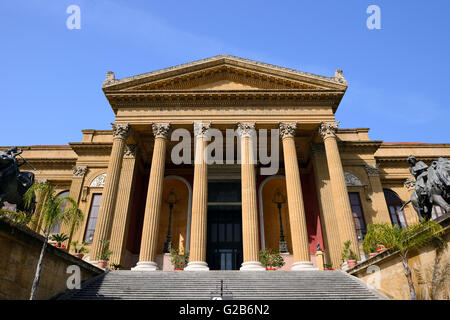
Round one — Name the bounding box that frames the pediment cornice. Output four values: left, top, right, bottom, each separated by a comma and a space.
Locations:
102, 55, 348, 92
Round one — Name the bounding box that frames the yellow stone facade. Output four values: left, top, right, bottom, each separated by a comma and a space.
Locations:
3, 55, 449, 271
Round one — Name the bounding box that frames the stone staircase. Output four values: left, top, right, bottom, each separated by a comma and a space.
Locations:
58, 270, 387, 300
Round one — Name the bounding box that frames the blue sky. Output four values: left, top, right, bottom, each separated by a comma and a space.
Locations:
1, 1, 449, 145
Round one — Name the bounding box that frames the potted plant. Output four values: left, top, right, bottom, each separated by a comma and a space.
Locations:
71, 240, 89, 259
323, 263, 334, 271
259, 248, 285, 270
362, 224, 380, 258
110, 263, 123, 270
96, 239, 112, 269
170, 248, 189, 270
341, 240, 358, 269
50, 233, 69, 248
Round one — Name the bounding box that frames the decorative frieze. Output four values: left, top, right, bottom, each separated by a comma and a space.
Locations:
90, 173, 106, 187
344, 172, 363, 187
237, 122, 256, 138
124, 144, 138, 159
193, 121, 211, 138
319, 121, 339, 140
152, 123, 171, 139
73, 166, 88, 178
112, 123, 131, 140
279, 122, 297, 139
364, 164, 380, 177
404, 178, 416, 191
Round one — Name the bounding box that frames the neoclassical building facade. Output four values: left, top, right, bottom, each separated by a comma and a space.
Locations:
5, 55, 449, 271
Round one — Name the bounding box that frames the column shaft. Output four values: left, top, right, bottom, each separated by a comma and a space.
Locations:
238, 123, 264, 271
320, 122, 360, 258
133, 124, 170, 271
91, 124, 130, 262
185, 122, 210, 271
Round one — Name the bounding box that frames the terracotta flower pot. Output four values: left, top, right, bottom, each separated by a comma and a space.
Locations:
74, 253, 84, 259
376, 246, 386, 252
348, 260, 357, 268
265, 267, 277, 271
324, 268, 335, 271
97, 260, 108, 269
174, 268, 183, 271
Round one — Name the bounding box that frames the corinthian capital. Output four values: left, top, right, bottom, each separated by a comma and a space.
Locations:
124, 144, 138, 159
319, 122, 339, 140
73, 166, 88, 178
193, 121, 211, 138
237, 122, 256, 138
112, 123, 131, 140
279, 122, 297, 139
152, 123, 171, 139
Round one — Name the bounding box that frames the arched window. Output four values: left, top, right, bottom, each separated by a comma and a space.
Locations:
383, 189, 407, 228
50, 191, 69, 234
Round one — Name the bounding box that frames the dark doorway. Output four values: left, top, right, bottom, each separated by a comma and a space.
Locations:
206, 180, 243, 270
207, 205, 243, 270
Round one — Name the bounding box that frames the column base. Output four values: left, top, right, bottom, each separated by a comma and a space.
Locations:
240, 261, 266, 271
291, 261, 317, 271
184, 261, 209, 271
131, 261, 159, 271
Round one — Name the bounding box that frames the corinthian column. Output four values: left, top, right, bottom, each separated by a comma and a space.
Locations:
91, 123, 131, 262
238, 122, 265, 271
133, 123, 170, 271
319, 122, 360, 258
279, 122, 315, 270
184, 122, 211, 271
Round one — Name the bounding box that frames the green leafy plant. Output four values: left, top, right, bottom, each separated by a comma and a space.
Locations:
366, 221, 444, 300
50, 233, 69, 245
170, 248, 189, 269
110, 263, 123, 270
0, 209, 32, 225
70, 240, 89, 254
362, 224, 384, 254
324, 263, 334, 270
96, 239, 112, 261
259, 248, 285, 269
23, 182, 83, 300
341, 240, 358, 261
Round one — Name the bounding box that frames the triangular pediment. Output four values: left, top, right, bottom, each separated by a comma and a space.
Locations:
102, 55, 348, 92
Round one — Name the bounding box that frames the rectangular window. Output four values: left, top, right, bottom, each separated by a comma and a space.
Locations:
84, 194, 102, 243
348, 192, 367, 242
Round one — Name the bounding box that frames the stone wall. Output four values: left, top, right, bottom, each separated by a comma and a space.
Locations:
349, 215, 450, 300
0, 217, 103, 300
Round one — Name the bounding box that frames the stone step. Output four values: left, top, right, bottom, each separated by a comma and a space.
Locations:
59, 270, 386, 300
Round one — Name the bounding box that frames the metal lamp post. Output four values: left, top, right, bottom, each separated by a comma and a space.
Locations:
272, 188, 288, 253
163, 189, 177, 253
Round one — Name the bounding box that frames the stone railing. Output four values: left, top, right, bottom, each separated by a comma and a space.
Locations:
0, 216, 103, 300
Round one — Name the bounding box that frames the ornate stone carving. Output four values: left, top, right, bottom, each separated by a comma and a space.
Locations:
73, 166, 88, 178
278, 122, 297, 139
124, 144, 138, 159
90, 173, 106, 187
344, 172, 363, 187
404, 178, 416, 191
237, 122, 256, 138
193, 121, 211, 138
319, 121, 339, 140
334, 69, 347, 84
152, 123, 171, 139
364, 164, 380, 177
36, 179, 48, 184
103, 71, 117, 87
112, 123, 131, 140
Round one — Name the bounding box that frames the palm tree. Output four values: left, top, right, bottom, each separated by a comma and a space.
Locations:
65, 205, 84, 252
24, 182, 83, 300
368, 220, 444, 300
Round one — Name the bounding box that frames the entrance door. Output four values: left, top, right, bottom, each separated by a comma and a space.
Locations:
206, 205, 243, 270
